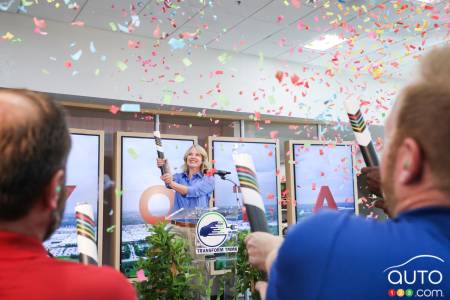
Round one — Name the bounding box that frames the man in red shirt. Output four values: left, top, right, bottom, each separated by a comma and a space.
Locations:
0, 89, 136, 300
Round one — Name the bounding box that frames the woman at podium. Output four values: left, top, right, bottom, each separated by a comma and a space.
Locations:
156, 144, 214, 212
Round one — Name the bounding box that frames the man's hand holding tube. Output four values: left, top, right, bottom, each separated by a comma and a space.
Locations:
245, 232, 284, 300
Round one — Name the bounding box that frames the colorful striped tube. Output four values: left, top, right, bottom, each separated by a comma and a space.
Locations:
154, 114, 166, 175
344, 98, 379, 167
233, 153, 269, 233
75, 203, 98, 265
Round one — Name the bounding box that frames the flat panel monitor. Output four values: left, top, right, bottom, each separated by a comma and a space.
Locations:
209, 138, 281, 235
117, 133, 196, 277
44, 130, 104, 263
290, 142, 357, 222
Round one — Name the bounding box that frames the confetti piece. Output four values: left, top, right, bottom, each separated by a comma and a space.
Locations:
275, 71, 284, 83
291, 0, 300, 8
0, 0, 14, 11
182, 57, 192, 67
71, 21, 85, 27
128, 148, 138, 159
64, 60, 72, 68
89, 41, 96, 53
258, 52, 264, 68
109, 22, 117, 32
110, 105, 119, 114
128, 40, 140, 49
33, 17, 46, 29
2, 32, 14, 40
270, 131, 279, 139
70, 50, 83, 61
121, 103, 141, 112
168, 38, 185, 50
106, 225, 116, 233
153, 24, 161, 39
117, 23, 129, 33
163, 94, 172, 104
116, 61, 128, 71
174, 74, 185, 83
136, 269, 147, 282
218, 52, 231, 64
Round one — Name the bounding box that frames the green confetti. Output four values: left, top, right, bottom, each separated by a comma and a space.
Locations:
106, 225, 116, 233
109, 22, 117, 32
115, 188, 123, 198
174, 74, 185, 83
116, 61, 128, 71
128, 147, 138, 159
189, 124, 192, 128
268, 95, 276, 104
94, 68, 100, 76
218, 52, 231, 64
217, 95, 230, 107
182, 57, 192, 66
163, 94, 172, 104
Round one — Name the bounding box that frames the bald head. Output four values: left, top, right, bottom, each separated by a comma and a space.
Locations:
0, 88, 71, 221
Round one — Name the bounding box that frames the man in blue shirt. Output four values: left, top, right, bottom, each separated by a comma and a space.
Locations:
246, 46, 450, 299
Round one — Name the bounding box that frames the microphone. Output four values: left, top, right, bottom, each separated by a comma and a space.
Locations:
213, 170, 231, 177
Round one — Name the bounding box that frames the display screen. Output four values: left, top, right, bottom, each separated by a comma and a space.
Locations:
44, 133, 101, 260
292, 143, 355, 222
212, 140, 279, 235
120, 136, 194, 277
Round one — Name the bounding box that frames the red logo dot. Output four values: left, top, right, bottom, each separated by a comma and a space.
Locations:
388, 289, 397, 297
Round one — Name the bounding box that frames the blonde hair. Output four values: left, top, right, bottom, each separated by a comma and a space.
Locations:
182, 144, 210, 174
394, 46, 450, 195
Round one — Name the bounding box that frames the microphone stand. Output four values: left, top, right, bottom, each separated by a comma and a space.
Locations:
216, 174, 241, 209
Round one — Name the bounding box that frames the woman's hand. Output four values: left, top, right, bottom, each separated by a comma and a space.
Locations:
156, 158, 166, 168
161, 173, 173, 186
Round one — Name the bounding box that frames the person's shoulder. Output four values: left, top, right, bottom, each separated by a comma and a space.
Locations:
288, 209, 359, 237
282, 210, 366, 255
50, 261, 136, 299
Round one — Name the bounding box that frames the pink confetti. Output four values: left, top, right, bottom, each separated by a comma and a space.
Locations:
291, 0, 301, 8
110, 105, 119, 114
64, 60, 72, 68
128, 40, 140, 49
71, 21, 85, 27
136, 269, 147, 282
153, 25, 160, 39
33, 17, 46, 29
270, 130, 279, 139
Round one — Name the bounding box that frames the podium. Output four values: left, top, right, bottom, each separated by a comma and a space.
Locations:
166, 207, 240, 299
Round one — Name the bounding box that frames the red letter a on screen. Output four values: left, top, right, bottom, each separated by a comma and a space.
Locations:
313, 186, 337, 213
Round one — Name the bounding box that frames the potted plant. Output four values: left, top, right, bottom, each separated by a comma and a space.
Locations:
135, 221, 200, 299
235, 230, 264, 300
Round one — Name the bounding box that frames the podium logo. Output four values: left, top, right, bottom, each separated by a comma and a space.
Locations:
196, 212, 229, 248
383, 255, 445, 298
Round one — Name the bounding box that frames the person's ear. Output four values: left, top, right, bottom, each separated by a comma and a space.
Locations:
398, 138, 422, 184
42, 169, 65, 210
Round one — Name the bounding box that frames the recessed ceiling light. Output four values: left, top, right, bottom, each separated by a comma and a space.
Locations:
304, 34, 347, 51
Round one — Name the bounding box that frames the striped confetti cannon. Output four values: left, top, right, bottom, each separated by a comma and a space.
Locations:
75, 203, 98, 265
154, 114, 167, 175
233, 153, 269, 233
344, 98, 379, 167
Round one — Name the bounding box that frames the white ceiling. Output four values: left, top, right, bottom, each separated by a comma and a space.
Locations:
2, 0, 449, 79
